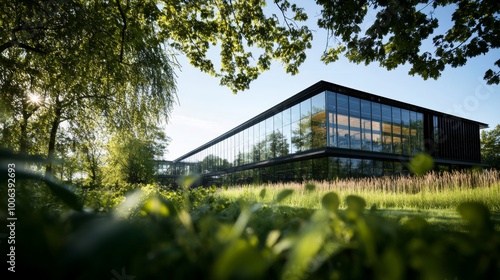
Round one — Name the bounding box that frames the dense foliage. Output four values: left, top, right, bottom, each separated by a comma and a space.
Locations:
317, 0, 500, 85
1, 150, 499, 280
481, 124, 500, 170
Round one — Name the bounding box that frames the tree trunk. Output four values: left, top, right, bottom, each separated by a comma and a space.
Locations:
45, 102, 62, 178
19, 114, 29, 153
19, 96, 33, 153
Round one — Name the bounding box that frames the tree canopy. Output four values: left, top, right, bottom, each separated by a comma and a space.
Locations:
317, 0, 500, 85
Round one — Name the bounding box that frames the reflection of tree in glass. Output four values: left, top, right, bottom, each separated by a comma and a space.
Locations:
251, 131, 289, 162
267, 131, 290, 158
202, 154, 230, 172
292, 110, 326, 151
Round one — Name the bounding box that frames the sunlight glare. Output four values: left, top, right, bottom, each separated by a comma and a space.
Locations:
28, 93, 42, 105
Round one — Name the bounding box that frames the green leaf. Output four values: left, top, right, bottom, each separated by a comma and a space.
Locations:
345, 195, 366, 214
408, 153, 434, 176
321, 192, 340, 212
212, 239, 268, 280
457, 202, 493, 235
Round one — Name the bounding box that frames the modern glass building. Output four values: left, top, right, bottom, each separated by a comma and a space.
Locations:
157, 81, 488, 186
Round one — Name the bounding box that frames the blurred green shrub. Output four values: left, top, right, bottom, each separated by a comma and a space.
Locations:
1, 149, 499, 280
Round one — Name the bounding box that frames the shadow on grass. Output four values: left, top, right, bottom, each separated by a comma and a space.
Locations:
372, 208, 500, 232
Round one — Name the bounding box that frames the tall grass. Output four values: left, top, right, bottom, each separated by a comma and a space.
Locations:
218, 169, 500, 211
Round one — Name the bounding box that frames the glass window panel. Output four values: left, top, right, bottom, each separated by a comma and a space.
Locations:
227, 136, 232, 165
351, 158, 362, 177
283, 107, 291, 127
312, 92, 325, 113
361, 100, 372, 151
339, 158, 351, 177
337, 113, 349, 148
410, 111, 417, 155
282, 124, 291, 156
394, 162, 402, 174
349, 97, 361, 149
216, 142, 221, 169
291, 120, 302, 152
252, 129, 260, 162
253, 124, 259, 147
312, 111, 326, 148
392, 107, 402, 154
300, 98, 311, 120
256, 123, 267, 160
402, 109, 410, 126
327, 157, 337, 179
371, 102, 382, 152
383, 161, 394, 176
265, 118, 274, 158
274, 112, 283, 134
298, 99, 312, 150
361, 100, 371, 118
271, 130, 285, 158
266, 116, 273, 135
244, 129, 249, 164
382, 105, 392, 153
372, 102, 381, 118
350, 117, 361, 149
433, 115, 439, 155
259, 120, 266, 137
312, 92, 326, 149
337, 94, 349, 115
222, 139, 227, 165
349, 97, 360, 117
328, 112, 337, 147
373, 160, 383, 176
402, 109, 410, 155
416, 113, 424, 153
291, 103, 301, 123
337, 95, 350, 148
327, 91, 337, 147
234, 134, 239, 164
326, 91, 337, 111
360, 159, 373, 176
361, 118, 372, 151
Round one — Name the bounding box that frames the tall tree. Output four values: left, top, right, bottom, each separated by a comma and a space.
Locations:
104, 128, 169, 185
1, 0, 177, 178
481, 124, 500, 169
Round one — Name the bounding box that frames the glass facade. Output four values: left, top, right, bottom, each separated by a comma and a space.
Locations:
326, 91, 424, 154
172, 91, 425, 178
159, 81, 485, 186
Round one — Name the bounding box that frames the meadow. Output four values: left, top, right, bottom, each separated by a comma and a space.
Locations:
2, 150, 499, 279
215, 169, 500, 232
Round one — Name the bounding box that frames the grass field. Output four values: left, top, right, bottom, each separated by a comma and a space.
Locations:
215, 170, 500, 231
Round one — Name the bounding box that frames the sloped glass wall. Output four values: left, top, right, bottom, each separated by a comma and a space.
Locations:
177, 91, 327, 175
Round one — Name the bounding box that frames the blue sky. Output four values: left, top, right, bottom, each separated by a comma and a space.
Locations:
162, 4, 500, 160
